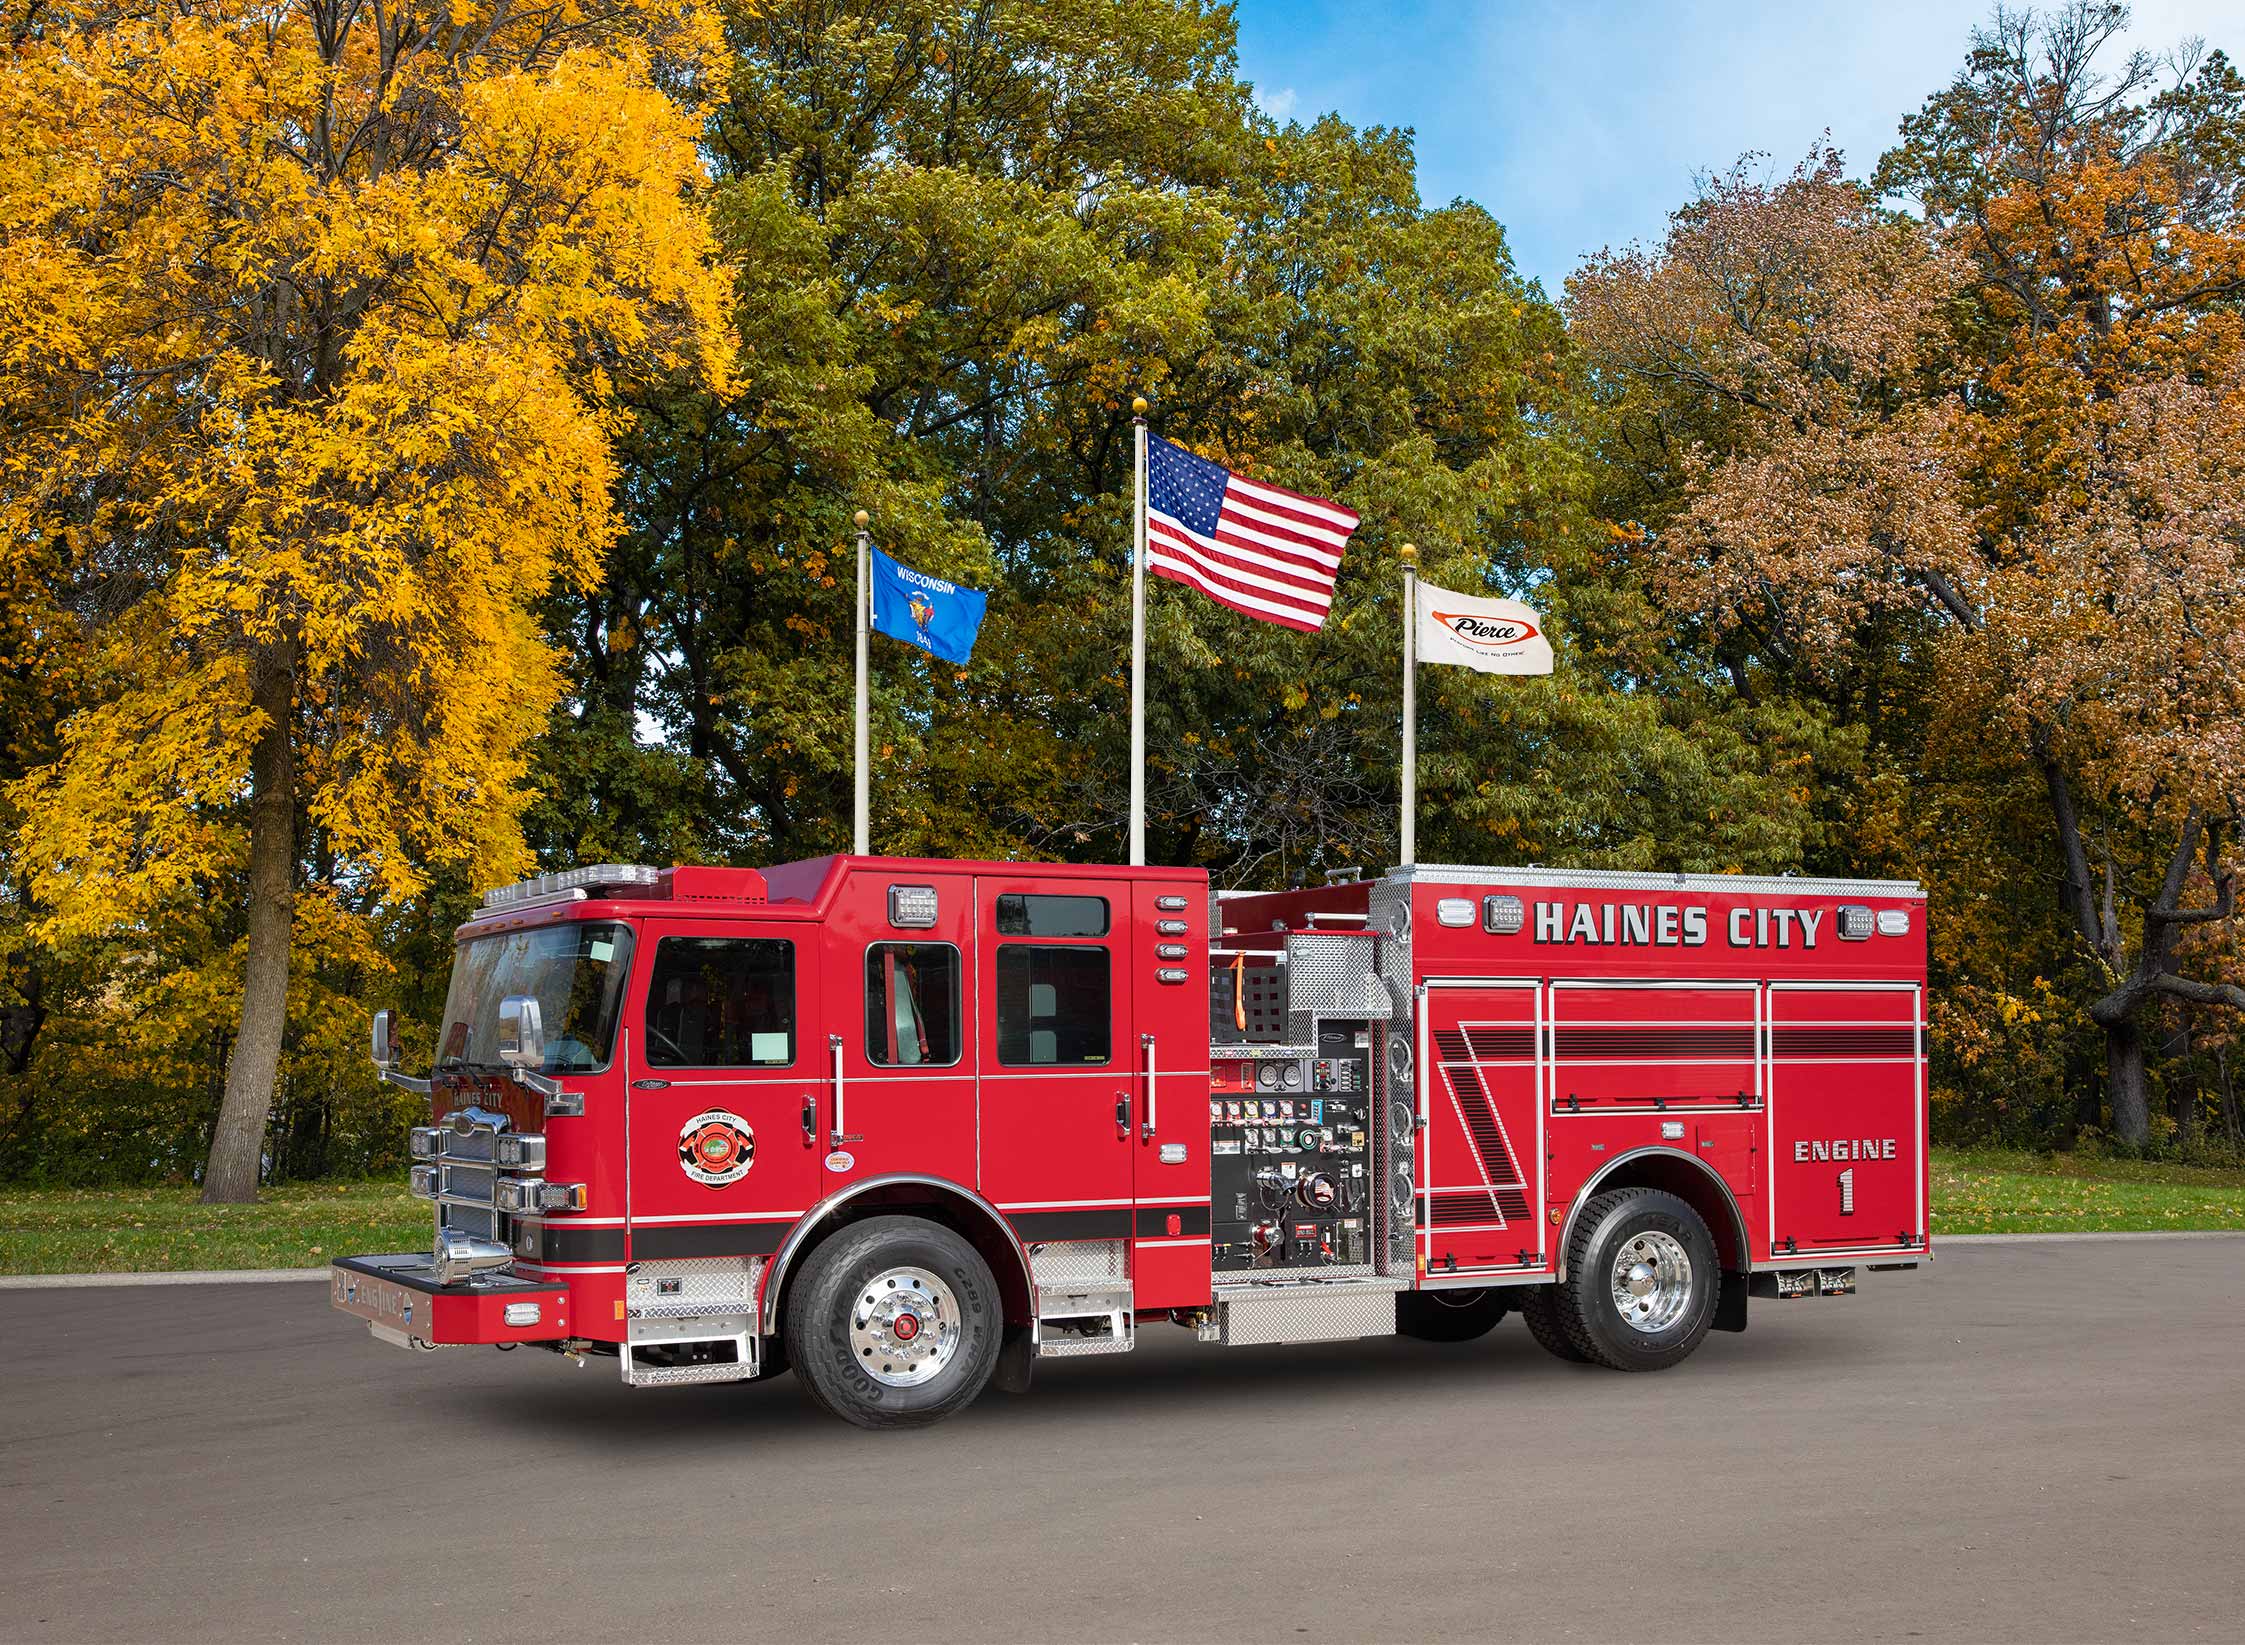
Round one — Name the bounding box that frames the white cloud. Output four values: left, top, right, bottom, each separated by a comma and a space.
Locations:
1261, 84, 1299, 122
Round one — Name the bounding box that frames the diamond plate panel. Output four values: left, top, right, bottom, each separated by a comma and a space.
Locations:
1215, 1283, 1399, 1347
627, 1256, 762, 1319
1284, 933, 1388, 1018
1028, 1239, 1126, 1288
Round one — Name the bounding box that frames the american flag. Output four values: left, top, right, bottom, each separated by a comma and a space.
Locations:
1145, 434, 1359, 632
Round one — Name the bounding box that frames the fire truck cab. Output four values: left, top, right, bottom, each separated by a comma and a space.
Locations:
336, 854, 1928, 1427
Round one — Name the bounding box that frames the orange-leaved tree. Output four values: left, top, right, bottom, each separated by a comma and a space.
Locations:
1572, 5, 2245, 1143
0, 0, 733, 1199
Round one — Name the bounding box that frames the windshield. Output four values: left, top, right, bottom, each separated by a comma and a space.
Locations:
436, 922, 634, 1074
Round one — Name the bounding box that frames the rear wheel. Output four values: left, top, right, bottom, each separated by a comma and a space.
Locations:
1396, 1287, 1509, 1342
1518, 1283, 1590, 1363
786, 1215, 1001, 1428
1548, 1188, 1719, 1372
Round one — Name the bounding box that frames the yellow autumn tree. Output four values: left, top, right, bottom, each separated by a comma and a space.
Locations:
0, 0, 733, 1199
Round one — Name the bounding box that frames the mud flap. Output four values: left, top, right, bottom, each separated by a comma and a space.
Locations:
992, 1322, 1036, 1394
1713, 1269, 1749, 1334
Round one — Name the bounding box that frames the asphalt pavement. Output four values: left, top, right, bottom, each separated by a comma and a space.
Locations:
3, 1237, 2241, 1643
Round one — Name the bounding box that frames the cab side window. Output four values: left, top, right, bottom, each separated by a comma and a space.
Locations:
645, 938, 795, 1068
995, 945, 1111, 1066
865, 943, 963, 1067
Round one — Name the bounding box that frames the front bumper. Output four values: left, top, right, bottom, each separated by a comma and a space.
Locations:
331, 1254, 572, 1349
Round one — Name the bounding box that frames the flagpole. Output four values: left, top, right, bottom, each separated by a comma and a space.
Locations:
854, 509, 870, 856
1129, 395, 1148, 867
1400, 541, 1417, 867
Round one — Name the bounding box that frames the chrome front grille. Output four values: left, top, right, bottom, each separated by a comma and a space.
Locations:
439, 1162, 497, 1204
440, 1203, 501, 1242
411, 1109, 529, 1281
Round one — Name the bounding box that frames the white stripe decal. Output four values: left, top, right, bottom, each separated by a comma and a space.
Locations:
1149, 527, 1334, 609
1148, 546, 1327, 626
1226, 474, 1360, 530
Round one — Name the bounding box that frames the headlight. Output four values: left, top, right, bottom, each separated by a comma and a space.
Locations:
492, 1132, 547, 1170
408, 1127, 442, 1160
408, 1164, 438, 1200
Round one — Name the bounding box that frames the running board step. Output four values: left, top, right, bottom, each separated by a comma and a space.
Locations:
1037, 1286, 1134, 1357
621, 1320, 758, 1386
624, 1359, 758, 1387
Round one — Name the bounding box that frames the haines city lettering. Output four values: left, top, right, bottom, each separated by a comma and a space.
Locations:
1531, 901, 1829, 949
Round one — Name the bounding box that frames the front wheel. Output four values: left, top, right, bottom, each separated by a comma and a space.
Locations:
1397, 1287, 1509, 1342
786, 1215, 1001, 1428
1548, 1188, 1719, 1372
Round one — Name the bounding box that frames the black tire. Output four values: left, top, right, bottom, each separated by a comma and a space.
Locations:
1518, 1283, 1591, 1363
1397, 1287, 1509, 1342
785, 1215, 1001, 1429
1549, 1188, 1719, 1372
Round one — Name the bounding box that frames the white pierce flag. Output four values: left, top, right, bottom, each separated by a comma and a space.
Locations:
1415, 582, 1553, 675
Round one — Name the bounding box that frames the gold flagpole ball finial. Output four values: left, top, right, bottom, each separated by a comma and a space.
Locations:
853, 509, 869, 528
1132, 396, 1148, 416
1399, 541, 1417, 564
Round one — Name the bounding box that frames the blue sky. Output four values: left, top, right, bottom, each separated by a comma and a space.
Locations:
1233, 0, 2236, 295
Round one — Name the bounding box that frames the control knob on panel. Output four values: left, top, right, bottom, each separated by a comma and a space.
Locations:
1250, 1220, 1284, 1257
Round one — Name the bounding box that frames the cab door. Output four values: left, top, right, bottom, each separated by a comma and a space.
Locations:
974, 876, 1133, 1248
822, 870, 978, 1194
1129, 878, 1212, 1308
625, 922, 823, 1262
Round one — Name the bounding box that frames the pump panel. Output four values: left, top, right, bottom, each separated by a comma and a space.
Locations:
1210, 1021, 1375, 1272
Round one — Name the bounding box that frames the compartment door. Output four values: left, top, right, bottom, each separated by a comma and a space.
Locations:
1419, 979, 1548, 1277
1765, 983, 1926, 1258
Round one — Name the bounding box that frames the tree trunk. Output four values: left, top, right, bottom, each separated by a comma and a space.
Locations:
2105, 1016, 2148, 1147
200, 652, 296, 1204
2174, 1008, 2198, 1150
2218, 1045, 2240, 1151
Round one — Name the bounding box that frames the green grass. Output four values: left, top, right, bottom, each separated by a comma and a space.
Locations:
1931, 1147, 2245, 1234
0, 1149, 2239, 1274
0, 1181, 427, 1275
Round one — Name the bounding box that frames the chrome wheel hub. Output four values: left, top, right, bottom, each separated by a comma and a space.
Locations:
850, 1266, 961, 1388
1609, 1230, 1693, 1334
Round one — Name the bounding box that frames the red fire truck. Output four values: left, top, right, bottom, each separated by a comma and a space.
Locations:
336, 855, 1928, 1427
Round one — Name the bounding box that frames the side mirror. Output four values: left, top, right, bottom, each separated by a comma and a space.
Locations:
497, 995, 545, 1071
370, 1008, 399, 1071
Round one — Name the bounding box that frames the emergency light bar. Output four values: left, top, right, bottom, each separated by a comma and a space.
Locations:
480, 863, 662, 910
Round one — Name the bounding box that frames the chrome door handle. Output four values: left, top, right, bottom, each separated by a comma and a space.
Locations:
1140, 1032, 1157, 1142
1115, 1093, 1130, 1139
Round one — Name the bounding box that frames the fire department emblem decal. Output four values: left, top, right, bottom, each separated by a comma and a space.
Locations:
677, 1111, 755, 1187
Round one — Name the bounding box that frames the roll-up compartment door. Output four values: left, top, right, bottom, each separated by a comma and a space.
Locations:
1548, 981, 1760, 1114
1766, 984, 1925, 1257
1419, 980, 1547, 1276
